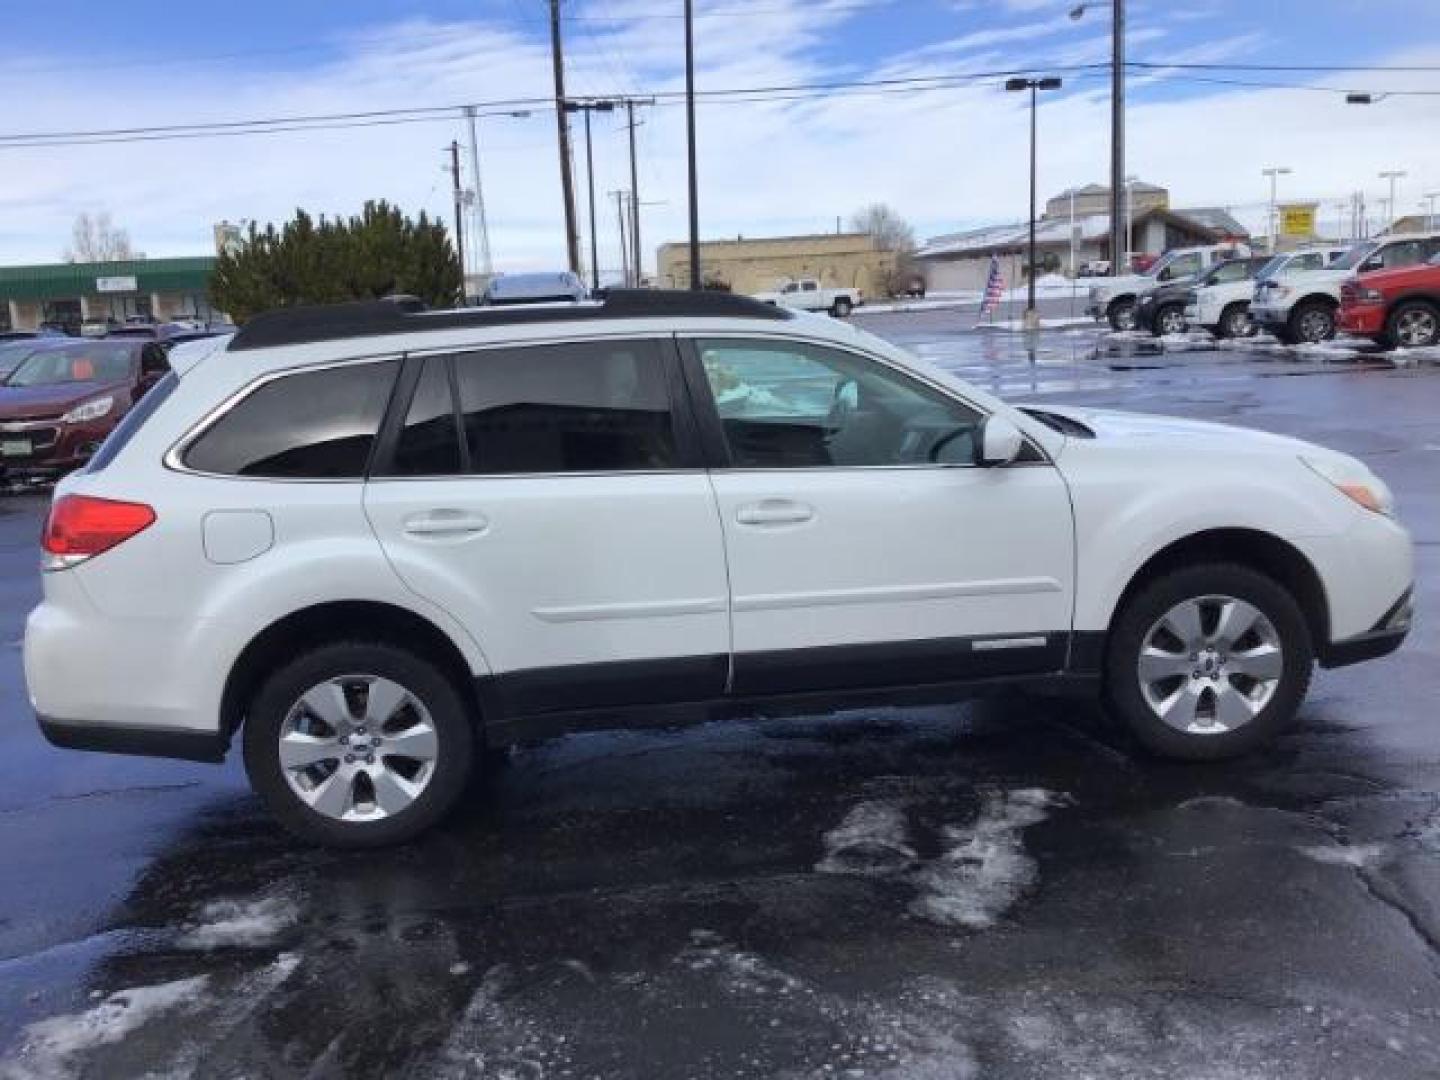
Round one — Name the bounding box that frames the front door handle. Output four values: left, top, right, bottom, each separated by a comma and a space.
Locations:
735, 499, 815, 527
402, 509, 490, 538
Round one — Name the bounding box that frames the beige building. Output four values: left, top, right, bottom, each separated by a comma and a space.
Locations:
655, 232, 897, 297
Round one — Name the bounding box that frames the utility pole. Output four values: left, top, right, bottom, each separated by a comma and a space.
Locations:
1109, 0, 1125, 277
549, 0, 580, 274
612, 190, 631, 286
449, 140, 467, 292
621, 98, 654, 286
562, 100, 616, 292
684, 0, 701, 289
463, 106, 491, 279
1379, 170, 1406, 232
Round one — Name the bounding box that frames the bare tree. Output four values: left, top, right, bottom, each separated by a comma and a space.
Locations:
851, 203, 920, 296
850, 203, 916, 254
65, 211, 134, 263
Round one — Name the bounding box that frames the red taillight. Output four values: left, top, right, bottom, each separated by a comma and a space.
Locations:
42, 494, 156, 561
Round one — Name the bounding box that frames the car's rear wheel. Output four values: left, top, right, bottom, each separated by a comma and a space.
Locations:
1217, 303, 1254, 339
243, 641, 474, 847
1104, 564, 1313, 760
1383, 300, 1440, 349
1107, 297, 1137, 332
831, 296, 854, 318
1153, 303, 1187, 337
1288, 300, 1337, 344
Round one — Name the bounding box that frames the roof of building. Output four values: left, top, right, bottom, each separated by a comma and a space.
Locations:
916, 206, 1247, 260
1053, 181, 1167, 198
1173, 207, 1250, 238
0, 256, 217, 302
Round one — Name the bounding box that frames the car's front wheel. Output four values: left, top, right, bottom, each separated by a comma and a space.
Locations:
1107, 297, 1137, 332
1152, 303, 1187, 337
243, 641, 475, 847
1217, 303, 1254, 340
831, 296, 854, 318
1104, 564, 1313, 760
1288, 300, 1337, 344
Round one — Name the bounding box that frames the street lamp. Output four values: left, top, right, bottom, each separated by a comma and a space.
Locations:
561, 99, 616, 291
1425, 192, 1440, 233
1006, 76, 1064, 329
463, 108, 531, 281
1379, 170, 1407, 231
1069, 0, 1124, 279
1262, 166, 1292, 253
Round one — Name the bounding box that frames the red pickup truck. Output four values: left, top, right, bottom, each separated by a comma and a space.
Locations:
1339, 260, 1440, 349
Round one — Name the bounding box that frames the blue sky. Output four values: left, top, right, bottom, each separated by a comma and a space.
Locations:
2, 1, 1440, 272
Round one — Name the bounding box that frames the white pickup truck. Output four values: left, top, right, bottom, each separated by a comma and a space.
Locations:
752, 278, 863, 317
1088, 244, 1251, 331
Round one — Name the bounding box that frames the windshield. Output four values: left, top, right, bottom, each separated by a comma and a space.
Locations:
1331, 242, 1379, 271
1253, 255, 1288, 281
0, 343, 39, 379
5, 342, 137, 387
1141, 251, 1181, 278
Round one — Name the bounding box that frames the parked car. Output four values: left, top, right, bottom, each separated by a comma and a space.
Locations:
1179, 255, 1289, 339
481, 271, 587, 306
106, 320, 233, 348
1088, 244, 1251, 331
1251, 234, 1440, 344
0, 338, 171, 479
1339, 254, 1440, 349
25, 292, 1412, 846
751, 278, 863, 317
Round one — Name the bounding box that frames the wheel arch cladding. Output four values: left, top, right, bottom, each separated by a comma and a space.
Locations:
221, 601, 482, 739
1108, 528, 1329, 651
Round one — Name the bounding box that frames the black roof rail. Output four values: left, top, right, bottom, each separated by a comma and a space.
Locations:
228, 289, 791, 351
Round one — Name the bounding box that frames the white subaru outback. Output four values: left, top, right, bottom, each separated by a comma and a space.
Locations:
25, 292, 1414, 846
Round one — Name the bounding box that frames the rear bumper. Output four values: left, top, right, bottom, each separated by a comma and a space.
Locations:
37, 714, 228, 763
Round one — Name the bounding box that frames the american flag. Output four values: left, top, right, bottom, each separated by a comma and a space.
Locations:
978, 255, 1006, 318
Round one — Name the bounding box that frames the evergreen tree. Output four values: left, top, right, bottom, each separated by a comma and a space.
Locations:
210, 201, 463, 322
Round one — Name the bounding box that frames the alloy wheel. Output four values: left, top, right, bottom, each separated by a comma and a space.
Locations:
1225, 308, 1253, 338
1159, 308, 1186, 336
278, 675, 439, 821
1136, 595, 1284, 736
1296, 308, 1333, 343
1394, 307, 1439, 348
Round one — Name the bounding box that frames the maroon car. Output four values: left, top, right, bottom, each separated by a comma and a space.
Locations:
0, 339, 170, 478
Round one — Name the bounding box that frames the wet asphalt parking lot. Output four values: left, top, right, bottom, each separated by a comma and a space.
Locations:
0, 311, 1437, 1079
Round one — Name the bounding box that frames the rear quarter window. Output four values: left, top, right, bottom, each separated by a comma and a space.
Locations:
182, 361, 398, 478
86, 371, 180, 474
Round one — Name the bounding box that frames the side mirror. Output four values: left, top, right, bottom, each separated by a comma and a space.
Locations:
976, 415, 1024, 467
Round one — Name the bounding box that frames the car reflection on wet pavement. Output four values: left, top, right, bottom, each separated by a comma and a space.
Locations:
1, 316, 1437, 1079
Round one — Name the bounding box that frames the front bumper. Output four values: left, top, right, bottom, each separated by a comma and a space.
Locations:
1318, 589, 1413, 668
1338, 304, 1385, 338
0, 416, 114, 477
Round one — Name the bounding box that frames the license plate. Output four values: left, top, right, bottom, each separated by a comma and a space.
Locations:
1, 439, 31, 457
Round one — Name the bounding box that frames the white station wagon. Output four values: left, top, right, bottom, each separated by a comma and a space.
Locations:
26, 292, 1413, 845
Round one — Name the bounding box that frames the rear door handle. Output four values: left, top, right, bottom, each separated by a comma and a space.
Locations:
402, 510, 490, 538
736, 499, 815, 526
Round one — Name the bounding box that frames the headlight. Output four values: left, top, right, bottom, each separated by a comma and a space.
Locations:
1301, 455, 1395, 516
61, 395, 114, 424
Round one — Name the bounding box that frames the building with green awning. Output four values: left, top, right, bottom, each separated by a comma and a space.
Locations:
0, 256, 222, 332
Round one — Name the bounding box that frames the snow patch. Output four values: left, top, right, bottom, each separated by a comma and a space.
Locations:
815, 800, 918, 876
678, 930, 805, 997
177, 894, 298, 950
910, 788, 1061, 930
1, 976, 208, 1079
1299, 842, 1388, 869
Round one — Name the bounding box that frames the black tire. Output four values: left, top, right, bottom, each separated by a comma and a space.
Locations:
1382, 299, 1440, 350
1104, 563, 1313, 761
1151, 303, 1187, 338
243, 641, 475, 847
1287, 299, 1336, 344
1216, 303, 1254, 340
1107, 297, 1137, 332
831, 296, 854, 318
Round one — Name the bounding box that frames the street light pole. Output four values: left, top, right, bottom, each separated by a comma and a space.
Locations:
1426, 192, 1440, 233
1070, 1, 1123, 277
1379, 170, 1407, 231
562, 99, 616, 292
1006, 76, 1063, 330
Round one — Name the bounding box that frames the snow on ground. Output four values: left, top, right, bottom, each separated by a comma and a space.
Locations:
176, 893, 299, 950
976, 316, 1095, 332
1391, 345, 1440, 366
0, 976, 208, 1080
816, 787, 1065, 931
1298, 843, 1390, 870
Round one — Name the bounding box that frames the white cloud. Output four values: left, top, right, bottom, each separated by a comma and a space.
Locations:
0, 8, 1436, 277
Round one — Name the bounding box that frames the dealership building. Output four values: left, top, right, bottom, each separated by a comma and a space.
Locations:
0, 256, 223, 333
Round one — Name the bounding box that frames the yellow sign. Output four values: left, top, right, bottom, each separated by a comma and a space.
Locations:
1280, 204, 1317, 238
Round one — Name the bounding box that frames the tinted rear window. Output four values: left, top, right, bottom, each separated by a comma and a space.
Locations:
184, 361, 398, 478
